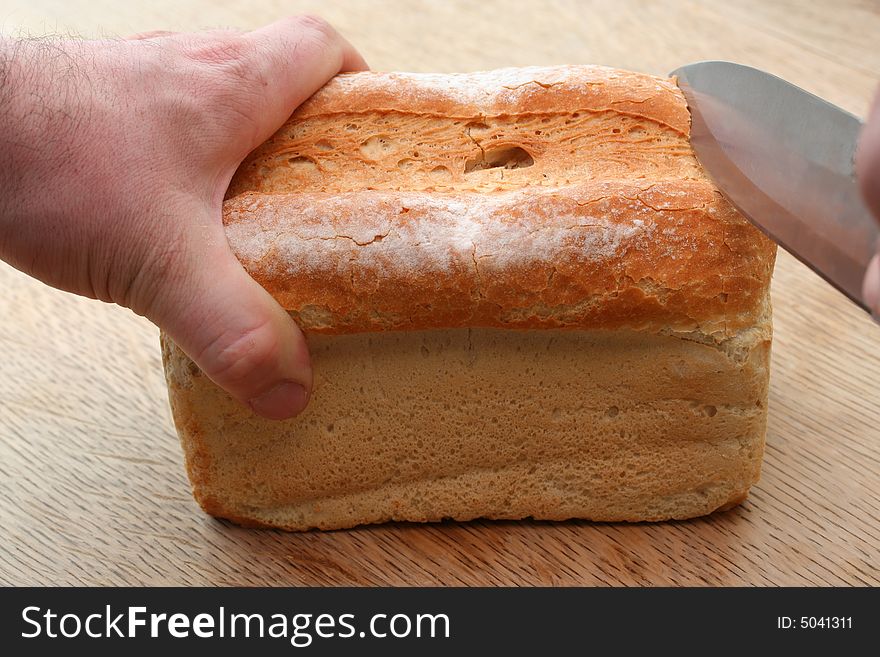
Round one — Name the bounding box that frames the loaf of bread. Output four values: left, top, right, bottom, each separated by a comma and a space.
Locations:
161, 66, 776, 531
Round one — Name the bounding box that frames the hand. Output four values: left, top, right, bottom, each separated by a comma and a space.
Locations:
858, 87, 880, 312
0, 16, 367, 419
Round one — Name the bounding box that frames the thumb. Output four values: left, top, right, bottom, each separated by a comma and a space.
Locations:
857, 86, 880, 221
863, 253, 880, 314
857, 86, 880, 311
154, 230, 312, 420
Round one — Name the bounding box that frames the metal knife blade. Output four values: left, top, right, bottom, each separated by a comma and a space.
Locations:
671, 61, 877, 312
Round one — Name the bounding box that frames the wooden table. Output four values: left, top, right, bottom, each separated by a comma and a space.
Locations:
2, 0, 879, 586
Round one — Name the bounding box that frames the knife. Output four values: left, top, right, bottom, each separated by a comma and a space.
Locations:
670, 61, 877, 313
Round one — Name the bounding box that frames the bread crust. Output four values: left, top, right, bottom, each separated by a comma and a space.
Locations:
163, 326, 771, 531
289, 66, 691, 132
225, 182, 772, 338
223, 65, 774, 339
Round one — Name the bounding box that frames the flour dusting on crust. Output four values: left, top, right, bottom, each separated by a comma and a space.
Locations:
225, 186, 654, 278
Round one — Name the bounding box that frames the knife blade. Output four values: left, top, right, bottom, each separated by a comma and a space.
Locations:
670, 60, 877, 312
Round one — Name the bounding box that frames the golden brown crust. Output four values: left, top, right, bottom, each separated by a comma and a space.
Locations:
222, 65, 775, 339
292, 67, 691, 133
225, 182, 774, 338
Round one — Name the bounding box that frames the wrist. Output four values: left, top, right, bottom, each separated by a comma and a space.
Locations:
1, 38, 65, 220
0, 37, 31, 217
0, 37, 100, 255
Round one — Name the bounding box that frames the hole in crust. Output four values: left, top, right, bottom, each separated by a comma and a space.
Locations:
287, 156, 317, 173
704, 405, 718, 417
606, 406, 619, 418
360, 134, 395, 159
464, 145, 535, 173
430, 165, 452, 180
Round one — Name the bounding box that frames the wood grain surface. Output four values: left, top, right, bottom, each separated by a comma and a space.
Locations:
1, 0, 879, 586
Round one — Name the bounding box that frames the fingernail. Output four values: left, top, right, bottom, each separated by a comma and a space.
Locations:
248, 380, 309, 420
863, 254, 880, 312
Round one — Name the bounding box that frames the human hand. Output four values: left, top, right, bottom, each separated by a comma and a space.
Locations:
0, 16, 367, 419
858, 87, 880, 312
